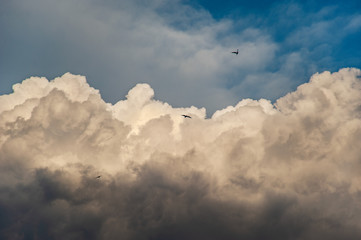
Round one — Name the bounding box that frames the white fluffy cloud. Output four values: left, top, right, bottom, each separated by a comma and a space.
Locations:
1, 68, 361, 239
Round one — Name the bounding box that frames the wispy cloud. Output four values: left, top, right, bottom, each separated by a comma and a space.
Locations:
2, 0, 361, 114
0, 0, 287, 114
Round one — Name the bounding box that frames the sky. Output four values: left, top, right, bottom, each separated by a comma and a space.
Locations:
1, 0, 361, 114
1, 0, 361, 239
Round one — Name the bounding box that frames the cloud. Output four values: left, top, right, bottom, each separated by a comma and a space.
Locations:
1, 68, 361, 239
2, 0, 361, 118
0, 0, 281, 114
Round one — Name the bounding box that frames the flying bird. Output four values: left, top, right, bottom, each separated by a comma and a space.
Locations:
182, 114, 192, 118
231, 49, 239, 55
96, 175, 101, 179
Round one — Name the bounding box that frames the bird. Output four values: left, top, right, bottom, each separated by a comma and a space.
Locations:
231, 49, 239, 55
182, 114, 192, 118
96, 175, 101, 179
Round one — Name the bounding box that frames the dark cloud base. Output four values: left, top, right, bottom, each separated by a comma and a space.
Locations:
1, 164, 361, 240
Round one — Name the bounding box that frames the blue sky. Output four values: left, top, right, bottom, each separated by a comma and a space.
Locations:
1, 0, 361, 114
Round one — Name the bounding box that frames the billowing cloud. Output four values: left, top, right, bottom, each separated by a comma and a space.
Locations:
1, 68, 361, 239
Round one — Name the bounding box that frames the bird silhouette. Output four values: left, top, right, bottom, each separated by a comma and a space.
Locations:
231, 49, 239, 55
96, 175, 101, 179
182, 114, 191, 118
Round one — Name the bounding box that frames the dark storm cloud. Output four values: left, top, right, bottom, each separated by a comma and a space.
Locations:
1, 68, 361, 239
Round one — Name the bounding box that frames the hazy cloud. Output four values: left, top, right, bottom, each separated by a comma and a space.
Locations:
0, 0, 281, 114
1, 68, 361, 239
2, 0, 361, 115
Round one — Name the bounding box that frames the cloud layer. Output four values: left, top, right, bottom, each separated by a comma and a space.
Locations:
2, 0, 276, 113
3, 0, 361, 115
1, 68, 361, 239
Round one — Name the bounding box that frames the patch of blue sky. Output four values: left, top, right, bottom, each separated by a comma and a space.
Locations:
188, 0, 361, 92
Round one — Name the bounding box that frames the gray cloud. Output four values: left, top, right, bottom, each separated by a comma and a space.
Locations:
2, 0, 361, 117
0, 0, 282, 114
3, 1, 360, 119
1, 68, 361, 239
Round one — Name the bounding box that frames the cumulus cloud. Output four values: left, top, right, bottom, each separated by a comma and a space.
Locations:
1, 68, 361, 239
